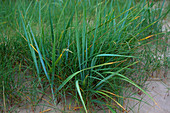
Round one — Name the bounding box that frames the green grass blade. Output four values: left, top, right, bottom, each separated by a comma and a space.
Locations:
19, 11, 40, 79
57, 0, 69, 27
56, 61, 118, 93
91, 54, 136, 67
75, 6, 82, 78
76, 80, 88, 113
95, 61, 139, 88
29, 25, 50, 82
116, 73, 158, 105
49, 6, 54, 41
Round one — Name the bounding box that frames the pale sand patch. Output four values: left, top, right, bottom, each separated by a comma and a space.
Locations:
14, 79, 170, 113
125, 79, 170, 113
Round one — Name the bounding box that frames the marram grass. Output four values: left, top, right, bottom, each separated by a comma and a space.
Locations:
0, 0, 169, 112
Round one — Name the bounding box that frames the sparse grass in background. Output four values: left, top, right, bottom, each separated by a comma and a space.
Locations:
0, 0, 169, 112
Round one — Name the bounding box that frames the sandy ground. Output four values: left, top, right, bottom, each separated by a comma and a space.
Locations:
126, 79, 170, 113
13, 78, 170, 113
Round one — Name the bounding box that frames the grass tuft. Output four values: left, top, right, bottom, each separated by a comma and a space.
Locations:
0, 0, 169, 112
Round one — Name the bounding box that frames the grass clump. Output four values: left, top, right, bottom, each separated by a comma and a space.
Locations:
0, 0, 169, 112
